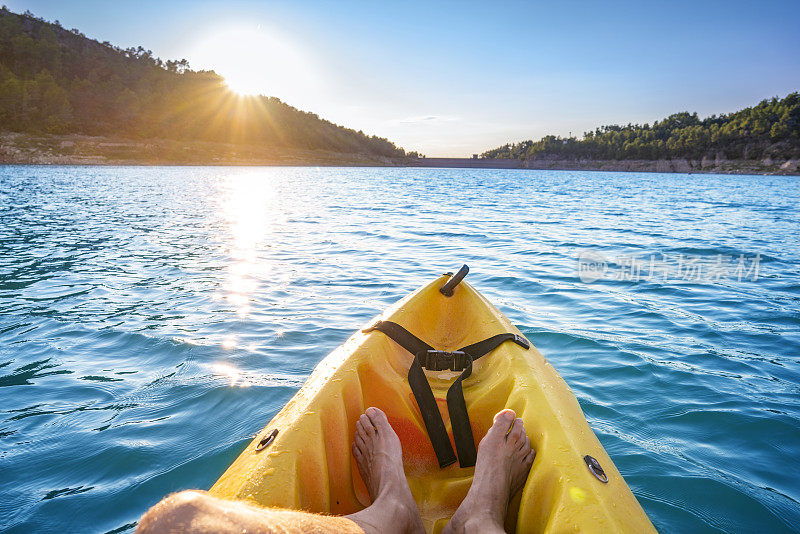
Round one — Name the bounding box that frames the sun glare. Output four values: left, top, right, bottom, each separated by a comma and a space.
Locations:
190, 25, 315, 99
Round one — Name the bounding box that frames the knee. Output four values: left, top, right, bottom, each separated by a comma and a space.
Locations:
137, 490, 212, 533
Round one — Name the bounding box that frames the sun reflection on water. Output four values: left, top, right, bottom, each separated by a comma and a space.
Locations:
221, 335, 237, 350
207, 362, 307, 389
211, 362, 251, 388
216, 171, 280, 328
221, 171, 278, 248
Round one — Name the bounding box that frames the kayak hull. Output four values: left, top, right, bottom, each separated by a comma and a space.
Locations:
210, 275, 655, 533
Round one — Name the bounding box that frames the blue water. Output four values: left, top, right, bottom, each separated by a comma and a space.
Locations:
0, 166, 798, 533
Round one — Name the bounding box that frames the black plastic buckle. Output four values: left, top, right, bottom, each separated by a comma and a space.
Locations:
420, 350, 470, 372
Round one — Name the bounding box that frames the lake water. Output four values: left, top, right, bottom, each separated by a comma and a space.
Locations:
0, 166, 798, 533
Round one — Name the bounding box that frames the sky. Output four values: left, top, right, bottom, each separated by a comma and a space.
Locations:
7, 0, 800, 157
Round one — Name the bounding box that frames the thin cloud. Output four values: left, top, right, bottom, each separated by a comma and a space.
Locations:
395, 115, 459, 124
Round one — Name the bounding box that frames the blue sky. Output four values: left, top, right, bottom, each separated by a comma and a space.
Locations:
7, 0, 800, 156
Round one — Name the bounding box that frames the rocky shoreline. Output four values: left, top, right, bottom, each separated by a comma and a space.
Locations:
0, 132, 399, 167
522, 156, 799, 175
1, 131, 797, 175
409, 156, 799, 175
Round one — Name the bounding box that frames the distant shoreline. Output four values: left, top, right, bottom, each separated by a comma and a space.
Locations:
408, 157, 799, 176
2, 132, 797, 175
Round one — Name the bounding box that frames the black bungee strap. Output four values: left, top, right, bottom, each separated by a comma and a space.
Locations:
363, 320, 530, 468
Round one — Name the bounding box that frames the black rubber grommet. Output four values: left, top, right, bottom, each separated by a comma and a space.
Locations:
584, 454, 609, 483
255, 429, 278, 452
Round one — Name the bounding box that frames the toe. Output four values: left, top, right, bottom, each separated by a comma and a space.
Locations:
481, 409, 517, 447
359, 414, 376, 438
507, 418, 525, 443
365, 407, 391, 434
356, 419, 366, 440
355, 433, 366, 452
514, 439, 531, 462
494, 409, 516, 426
365, 406, 385, 420
490, 409, 516, 436
513, 417, 525, 432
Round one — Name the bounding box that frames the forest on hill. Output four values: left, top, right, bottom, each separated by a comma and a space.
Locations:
482, 93, 800, 162
0, 8, 406, 158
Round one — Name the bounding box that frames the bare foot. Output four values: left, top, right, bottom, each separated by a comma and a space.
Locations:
444, 409, 535, 534
346, 407, 425, 534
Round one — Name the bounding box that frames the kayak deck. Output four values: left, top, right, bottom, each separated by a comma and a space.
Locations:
210, 275, 655, 533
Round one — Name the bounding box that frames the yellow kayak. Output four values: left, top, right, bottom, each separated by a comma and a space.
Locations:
211, 269, 656, 533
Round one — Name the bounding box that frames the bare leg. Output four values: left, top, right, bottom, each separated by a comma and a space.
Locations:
443, 409, 535, 534
135, 407, 423, 534
136, 490, 364, 533
346, 407, 426, 534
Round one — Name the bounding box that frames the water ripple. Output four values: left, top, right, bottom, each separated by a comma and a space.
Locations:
0, 166, 798, 533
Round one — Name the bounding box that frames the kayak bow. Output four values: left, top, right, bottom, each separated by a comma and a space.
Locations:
211, 270, 655, 533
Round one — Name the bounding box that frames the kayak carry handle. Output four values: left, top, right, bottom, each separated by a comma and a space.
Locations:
440, 265, 469, 297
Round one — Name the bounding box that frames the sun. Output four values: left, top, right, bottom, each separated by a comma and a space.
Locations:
189, 24, 314, 99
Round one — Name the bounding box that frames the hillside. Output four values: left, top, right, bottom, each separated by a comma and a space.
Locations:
0, 7, 405, 158
482, 94, 800, 163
